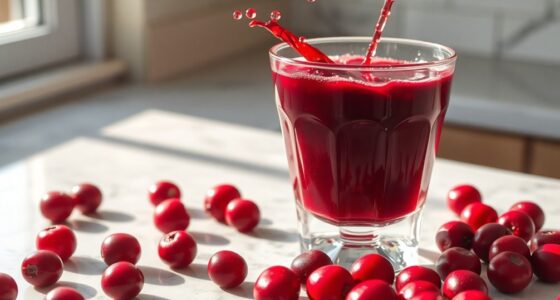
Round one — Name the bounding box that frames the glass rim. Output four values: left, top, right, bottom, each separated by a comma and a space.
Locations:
269, 36, 457, 71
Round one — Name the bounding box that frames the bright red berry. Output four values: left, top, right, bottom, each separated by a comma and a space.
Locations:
396, 266, 441, 292
225, 199, 260, 232
350, 254, 394, 284
451, 290, 490, 300
101, 262, 144, 299
0, 273, 18, 300
46, 287, 84, 300
530, 230, 560, 252
208, 250, 247, 288
291, 250, 333, 284
345, 280, 398, 300
498, 211, 535, 242
254, 266, 300, 300
307, 265, 355, 300
410, 291, 447, 300
153, 198, 190, 233
435, 221, 474, 252
158, 230, 197, 269
460, 203, 497, 230
204, 184, 241, 222
471, 223, 511, 263
21, 250, 63, 287
447, 185, 482, 216
71, 183, 102, 214
399, 281, 440, 300
509, 201, 545, 231
442, 270, 487, 299
531, 244, 560, 283
488, 251, 532, 293
488, 235, 530, 261
101, 233, 141, 265
36, 225, 77, 261
40, 191, 75, 223
148, 181, 181, 206
436, 247, 481, 279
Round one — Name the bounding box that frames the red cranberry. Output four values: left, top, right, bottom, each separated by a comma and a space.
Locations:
36, 225, 77, 262
350, 254, 394, 284
442, 270, 487, 299
208, 250, 247, 288
451, 290, 490, 300
488, 235, 530, 261
345, 279, 398, 300
40, 191, 74, 223
21, 250, 63, 287
46, 287, 84, 300
400, 281, 440, 300
148, 181, 181, 206
530, 230, 560, 252
254, 266, 300, 300
435, 221, 474, 252
153, 198, 190, 233
411, 291, 448, 300
307, 265, 355, 300
471, 223, 511, 263
204, 184, 241, 222
447, 185, 482, 216
531, 244, 560, 283
225, 198, 260, 232
158, 230, 197, 268
498, 211, 535, 242
291, 250, 333, 284
509, 201, 545, 231
436, 247, 481, 278
487, 251, 532, 293
460, 203, 497, 230
101, 262, 144, 299
396, 266, 441, 292
71, 183, 102, 214
0, 273, 18, 300
101, 233, 141, 265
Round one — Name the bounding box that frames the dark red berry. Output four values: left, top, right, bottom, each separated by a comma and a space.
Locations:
40, 191, 74, 223
21, 250, 63, 287
204, 184, 241, 222
153, 198, 190, 233
487, 251, 532, 293
291, 250, 333, 284
451, 290, 490, 300
530, 230, 560, 252
442, 270, 487, 299
101, 233, 141, 265
436, 247, 481, 278
435, 221, 474, 252
460, 203, 497, 230
411, 291, 448, 300
71, 183, 102, 214
36, 225, 77, 262
509, 201, 545, 231
208, 250, 247, 288
471, 223, 511, 263
254, 266, 300, 300
396, 266, 441, 292
46, 287, 84, 300
498, 211, 535, 242
225, 198, 260, 232
307, 265, 355, 300
350, 254, 394, 284
148, 181, 181, 206
101, 262, 144, 299
158, 230, 197, 268
0, 273, 18, 300
345, 280, 398, 300
531, 244, 560, 283
447, 185, 482, 216
400, 281, 440, 300
488, 235, 530, 261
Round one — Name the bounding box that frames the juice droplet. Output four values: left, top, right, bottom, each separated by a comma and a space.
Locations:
245, 8, 257, 19
270, 10, 282, 21
232, 10, 243, 20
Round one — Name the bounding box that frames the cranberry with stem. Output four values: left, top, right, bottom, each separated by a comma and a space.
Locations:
399, 281, 440, 300
21, 250, 63, 288
291, 250, 333, 284
488, 235, 530, 261
40, 191, 75, 223
472, 223, 511, 263
488, 251, 532, 293
345, 280, 399, 300
307, 265, 355, 300
509, 201, 545, 231
46, 287, 84, 300
101, 233, 141, 265
442, 270, 487, 299
435, 221, 474, 252
204, 184, 241, 222
225, 198, 260, 232
530, 230, 560, 252
0, 273, 18, 300
350, 254, 394, 284
498, 211, 535, 242
148, 181, 181, 206
101, 262, 144, 299
447, 185, 482, 216
71, 183, 102, 214
396, 266, 441, 292
153, 198, 190, 233
436, 247, 481, 278
531, 244, 560, 283
460, 203, 497, 230
254, 266, 300, 300
208, 250, 247, 288
158, 230, 197, 268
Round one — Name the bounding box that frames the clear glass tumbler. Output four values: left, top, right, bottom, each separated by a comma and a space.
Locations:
269, 37, 456, 270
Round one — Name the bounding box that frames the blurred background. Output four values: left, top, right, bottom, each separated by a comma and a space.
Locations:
0, 0, 559, 177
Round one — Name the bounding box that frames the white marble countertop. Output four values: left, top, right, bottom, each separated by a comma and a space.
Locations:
1, 110, 559, 299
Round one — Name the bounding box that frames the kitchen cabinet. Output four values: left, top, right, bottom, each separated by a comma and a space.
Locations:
530, 139, 560, 179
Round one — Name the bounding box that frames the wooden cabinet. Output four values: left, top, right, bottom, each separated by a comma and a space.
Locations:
530, 140, 560, 178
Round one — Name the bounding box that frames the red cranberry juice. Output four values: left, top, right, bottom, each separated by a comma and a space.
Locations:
274, 60, 453, 225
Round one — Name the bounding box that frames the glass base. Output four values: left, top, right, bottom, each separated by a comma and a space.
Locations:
296, 201, 424, 271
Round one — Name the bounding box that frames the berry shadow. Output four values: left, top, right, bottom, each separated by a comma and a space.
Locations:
190, 231, 230, 246
64, 256, 106, 275
260, 218, 273, 226
137, 294, 171, 300
67, 219, 109, 233
32, 281, 97, 299
138, 265, 185, 286
87, 209, 135, 222
175, 263, 210, 281
186, 207, 207, 219
248, 227, 298, 242
224, 281, 254, 299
